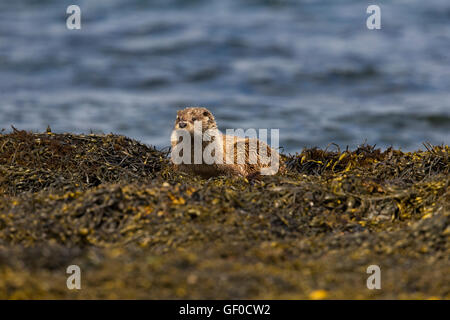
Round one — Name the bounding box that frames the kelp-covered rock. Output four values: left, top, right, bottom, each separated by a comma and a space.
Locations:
0, 130, 448, 299
0, 127, 168, 195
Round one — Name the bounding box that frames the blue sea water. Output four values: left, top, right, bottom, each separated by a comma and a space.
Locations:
0, 0, 449, 152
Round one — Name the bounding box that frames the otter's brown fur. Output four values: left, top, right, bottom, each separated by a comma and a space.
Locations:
171, 107, 280, 178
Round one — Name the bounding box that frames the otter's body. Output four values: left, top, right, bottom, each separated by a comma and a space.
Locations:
171, 107, 279, 178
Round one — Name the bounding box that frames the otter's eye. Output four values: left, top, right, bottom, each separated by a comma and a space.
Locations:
203, 111, 209, 117
192, 117, 197, 122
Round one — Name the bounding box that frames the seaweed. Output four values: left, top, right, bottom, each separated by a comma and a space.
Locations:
0, 127, 169, 195
0, 129, 448, 299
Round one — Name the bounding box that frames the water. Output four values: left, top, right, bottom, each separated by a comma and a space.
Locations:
0, 0, 449, 153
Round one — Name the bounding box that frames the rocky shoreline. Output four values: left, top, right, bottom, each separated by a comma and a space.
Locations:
0, 129, 448, 299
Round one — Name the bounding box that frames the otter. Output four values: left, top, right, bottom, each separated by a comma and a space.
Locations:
170, 107, 280, 178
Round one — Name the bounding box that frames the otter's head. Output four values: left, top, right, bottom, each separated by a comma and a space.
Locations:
175, 107, 217, 134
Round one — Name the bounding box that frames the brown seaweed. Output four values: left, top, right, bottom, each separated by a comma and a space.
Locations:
0, 129, 448, 299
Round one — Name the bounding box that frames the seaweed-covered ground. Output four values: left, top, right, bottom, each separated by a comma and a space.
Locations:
0, 128, 448, 299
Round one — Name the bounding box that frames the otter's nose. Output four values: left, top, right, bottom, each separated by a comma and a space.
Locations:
179, 122, 187, 128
